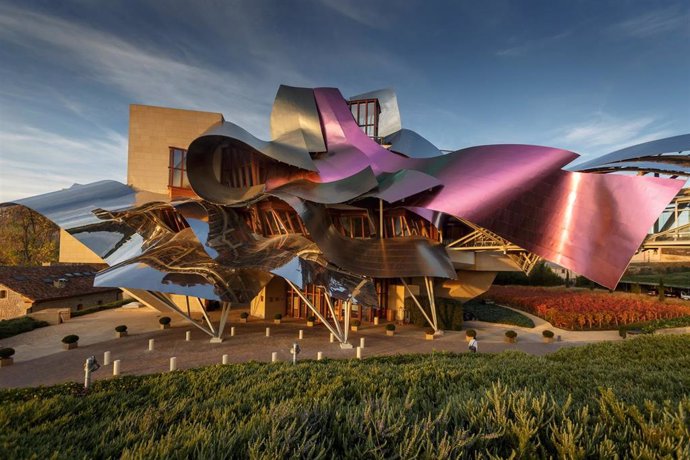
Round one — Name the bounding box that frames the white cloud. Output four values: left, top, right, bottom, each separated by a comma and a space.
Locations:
0, 123, 127, 201
556, 113, 675, 159
609, 6, 689, 38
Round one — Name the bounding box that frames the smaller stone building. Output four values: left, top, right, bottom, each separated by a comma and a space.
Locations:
0, 264, 121, 320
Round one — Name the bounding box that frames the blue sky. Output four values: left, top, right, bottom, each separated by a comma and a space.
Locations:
0, 0, 688, 201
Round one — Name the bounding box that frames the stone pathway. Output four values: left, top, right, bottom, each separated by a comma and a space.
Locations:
0, 305, 670, 389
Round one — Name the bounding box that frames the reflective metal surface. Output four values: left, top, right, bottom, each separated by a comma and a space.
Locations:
384, 128, 442, 159
574, 134, 690, 171
349, 88, 401, 138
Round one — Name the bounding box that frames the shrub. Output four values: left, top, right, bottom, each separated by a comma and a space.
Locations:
425, 328, 435, 335
0, 348, 15, 359
307, 315, 316, 322
240, 312, 249, 319
542, 330, 555, 338
274, 313, 282, 320
70, 298, 135, 318
619, 326, 627, 339
0, 317, 49, 340
505, 330, 518, 339
465, 329, 477, 338
385, 324, 396, 331
159, 317, 171, 325
61, 335, 79, 344
115, 325, 127, 333
352, 320, 361, 327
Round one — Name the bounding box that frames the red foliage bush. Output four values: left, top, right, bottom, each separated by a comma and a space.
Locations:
487, 286, 690, 330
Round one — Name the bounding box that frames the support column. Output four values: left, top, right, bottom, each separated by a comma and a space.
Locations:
211, 301, 231, 343
425, 277, 439, 333
401, 278, 437, 332
286, 280, 347, 345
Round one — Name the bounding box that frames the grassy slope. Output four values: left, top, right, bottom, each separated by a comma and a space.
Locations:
463, 300, 535, 328
622, 271, 690, 286
1, 335, 689, 458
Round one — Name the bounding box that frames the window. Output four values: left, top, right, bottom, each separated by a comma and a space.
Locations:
168, 147, 190, 189
220, 146, 269, 188
0, 290, 6, 299
347, 98, 380, 139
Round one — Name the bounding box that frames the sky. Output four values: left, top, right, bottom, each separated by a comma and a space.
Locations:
0, 0, 688, 201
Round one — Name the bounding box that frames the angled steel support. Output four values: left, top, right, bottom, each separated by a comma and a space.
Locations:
286, 280, 348, 345
400, 278, 437, 332
322, 290, 344, 338
424, 276, 439, 332
195, 297, 216, 334
138, 290, 215, 337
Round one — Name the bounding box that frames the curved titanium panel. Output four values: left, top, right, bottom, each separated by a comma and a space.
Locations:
384, 129, 443, 159
313, 87, 684, 288
271, 85, 327, 153
575, 161, 690, 176
274, 193, 457, 279
574, 134, 690, 171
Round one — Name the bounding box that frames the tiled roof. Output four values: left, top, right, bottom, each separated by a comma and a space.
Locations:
0, 264, 117, 302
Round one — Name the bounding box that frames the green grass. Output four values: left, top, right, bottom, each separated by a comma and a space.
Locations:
463, 300, 535, 328
624, 316, 690, 334
1, 336, 689, 458
622, 271, 690, 286
0, 316, 49, 340
70, 298, 135, 318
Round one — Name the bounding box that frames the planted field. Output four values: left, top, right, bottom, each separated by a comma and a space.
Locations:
1, 336, 689, 458
487, 285, 690, 330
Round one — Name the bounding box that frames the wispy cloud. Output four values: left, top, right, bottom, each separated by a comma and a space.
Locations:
556, 113, 675, 158
496, 30, 572, 57
0, 123, 127, 201
608, 6, 689, 38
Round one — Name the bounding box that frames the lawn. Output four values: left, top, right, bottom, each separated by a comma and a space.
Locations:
1, 335, 688, 458
462, 299, 535, 328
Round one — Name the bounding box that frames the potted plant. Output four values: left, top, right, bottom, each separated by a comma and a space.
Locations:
240, 312, 249, 323
351, 320, 361, 332
62, 334, 79, 350
0, 348, 15, 367
504, 330, 518, 343
425, 328, 435, 340
465, 329, 477, 342
542, 330, 555, 343
274, 313, 282, 324
306, 315, 316, 327
618, 326, 627, 339
385, 323, 396, 336
115, 325, 128, 338
159, 317, 171, 329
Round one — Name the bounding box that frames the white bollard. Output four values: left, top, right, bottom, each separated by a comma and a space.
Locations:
113, 360, 121, 376
222, 354, 229, 365
103, 351, 111, 366
360, 337, 365, 349
185, 331, 191, 341
266, 327, 271, 337
317, 351, 323, 360
329, 333, 334, 343
299, 329, 304, 340
169, 357, 177, 371
230, 327, 235, 337
356, 347, 362, 359
374, 317, 379, 325
148, 339, 155, 351
271, 351, 278, 362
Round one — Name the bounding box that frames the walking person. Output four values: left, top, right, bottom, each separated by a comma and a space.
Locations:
468, 336, 478, 353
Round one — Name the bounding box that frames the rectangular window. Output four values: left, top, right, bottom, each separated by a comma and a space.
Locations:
168, 147, 189, 189
347, 98, 380, 140
0, 290, 6, 299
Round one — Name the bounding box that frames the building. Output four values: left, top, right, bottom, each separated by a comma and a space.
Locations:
5, 85, 689, 345
0, 264, 120, 321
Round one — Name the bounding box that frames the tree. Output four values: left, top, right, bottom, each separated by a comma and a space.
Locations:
0, 206, 59, 265
658, 278, 665, 302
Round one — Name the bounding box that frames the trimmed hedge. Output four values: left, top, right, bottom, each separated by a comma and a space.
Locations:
159, 317, 171, 325
70, 298, 134, 318
385, 323, 396, 331
0, 347, 15, 358
61, 335, 79, 344
114, 325, 127, 333
0, 317, 49, 340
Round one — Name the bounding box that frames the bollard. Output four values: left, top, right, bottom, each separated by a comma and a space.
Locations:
360, 337, 365, 349
266, 327, 271, 337
317, 351, 323, 360
374, 317, 379, 326
230, 326, 235, 337
298, 329, 304, 340
148, 339, 155, 351
185, 331, 191, 341
329, 333, 334, 343
169, 357, 177, 372
113, 360, 121, 376
222, 354, 229, 365
356, 347, 362, 359
271, 351, 278, 362
103, 351, 111, 366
